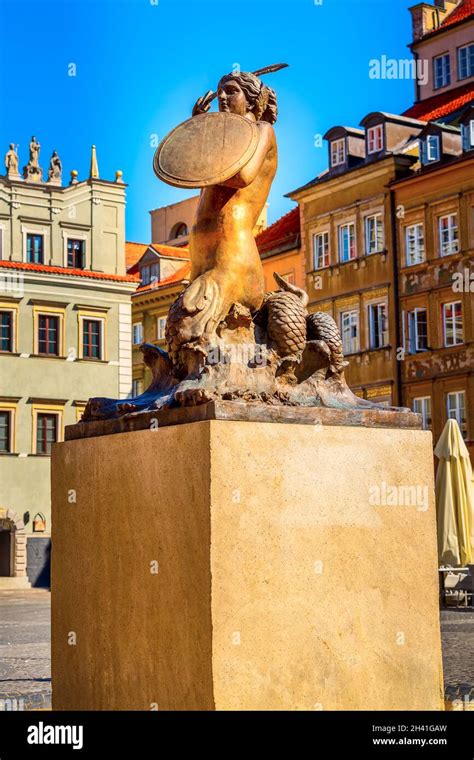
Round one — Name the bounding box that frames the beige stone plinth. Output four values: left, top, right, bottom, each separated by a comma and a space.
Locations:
51, 421, 444, 711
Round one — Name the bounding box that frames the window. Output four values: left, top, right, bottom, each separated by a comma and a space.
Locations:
368, 303, 388, 349
38, 315, 59, 355
313, 232, 329, 269
0, 227, 3, 260
407, 308, 428, 353
458, 44, 474, 80
133, 322, 143, 345
141, 263, 159, 286
461, 121, 474, 151
157, 317, 167, 341
0, 311, 13, 352
405, 224, 425, 266
365, 214, 383, 254
67, 239, 85, 268
26, 233, 44, 264
173, 223, 188, 239
36, 413, 58, 455
443, 301, 463, 347
331, 138, 345, 167
0, 411, 11, 453
434, 53, 451, 88
150, 263, 159, 284
132, 379, 143, 397
339, 223, 356, 262
367, 125, 383, 154
82, 319, 102, 359
421, 135, 440, 163
340, 310, 359, 355
413, 397, 432, 430
439, 214, 459, 256
447, 391, 467, 440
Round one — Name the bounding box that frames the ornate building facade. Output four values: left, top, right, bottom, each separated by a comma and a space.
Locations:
288, 115, 423, 406
393, 104, 474, 461
0, 142, 136, 587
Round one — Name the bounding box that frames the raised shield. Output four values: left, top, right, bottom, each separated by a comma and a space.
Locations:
153, 112, 260, 189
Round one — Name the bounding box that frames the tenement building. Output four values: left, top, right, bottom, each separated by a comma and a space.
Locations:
288, 114, 423, 407
392, 104, 474, 461
0, 140, 136, 587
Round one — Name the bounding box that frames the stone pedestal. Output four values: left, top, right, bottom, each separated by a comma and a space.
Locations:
51, 416, 444, 710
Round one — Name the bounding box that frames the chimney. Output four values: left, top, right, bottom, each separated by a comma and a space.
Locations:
409, 0, 460, 42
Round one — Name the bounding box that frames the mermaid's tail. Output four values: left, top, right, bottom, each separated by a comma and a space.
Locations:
166, 271, 229, 373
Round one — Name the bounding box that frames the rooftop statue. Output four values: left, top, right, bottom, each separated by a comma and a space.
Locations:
47, 150, 62, 185
23, 136, 43, 182
83, 65, 404, 422
4, 143, 20, 179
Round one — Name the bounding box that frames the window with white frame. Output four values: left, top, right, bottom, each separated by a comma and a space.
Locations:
407, 308, 428, 353
413, 397, 432, 430
434, 53, 451, 89
447, 391, 467, 440
340, 310, 359, 355
439, 213, 459, 256
331, 139, 345, 167
405, 223, 425, 266
338, 222, 356, 262
421, 134, 440, 164
442, 301, 463, 347
157, 316, 167, 340
365, 214, 383, 255
368, 302, 388, 349
461, 120, 474, 151
367, 125, 383, 154
458, 44, 474, 80
132, 322, 143, 345
313, 231, 329, 269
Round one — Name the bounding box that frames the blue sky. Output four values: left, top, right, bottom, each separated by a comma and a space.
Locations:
0, 0, 417, 242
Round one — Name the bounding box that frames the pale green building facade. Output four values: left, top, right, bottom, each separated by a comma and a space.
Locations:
0, 146, 136, 587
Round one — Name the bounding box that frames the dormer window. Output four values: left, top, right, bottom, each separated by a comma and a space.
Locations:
461, 121, 474, 151
421, 134, 440, 164
367, 125, 383, 154
140, 262, 159, 286
331, 139, 345, 167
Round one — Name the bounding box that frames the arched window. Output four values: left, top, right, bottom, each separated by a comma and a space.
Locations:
171, 222, 188, 239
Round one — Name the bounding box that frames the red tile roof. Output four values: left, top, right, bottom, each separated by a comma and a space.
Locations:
403, 81, 474, 121
418, 0, 474, 40
255, 207, 300, 255
133, 263, 191, 294
125, 241, 148, 270
126, 242, 190, 275
0, 260, 137, 283
439, 0, 473, 29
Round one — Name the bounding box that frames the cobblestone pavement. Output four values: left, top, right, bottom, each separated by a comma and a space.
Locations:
0, 591, 473, 710
0, 590, 51, 710
441, 608, 474, 706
